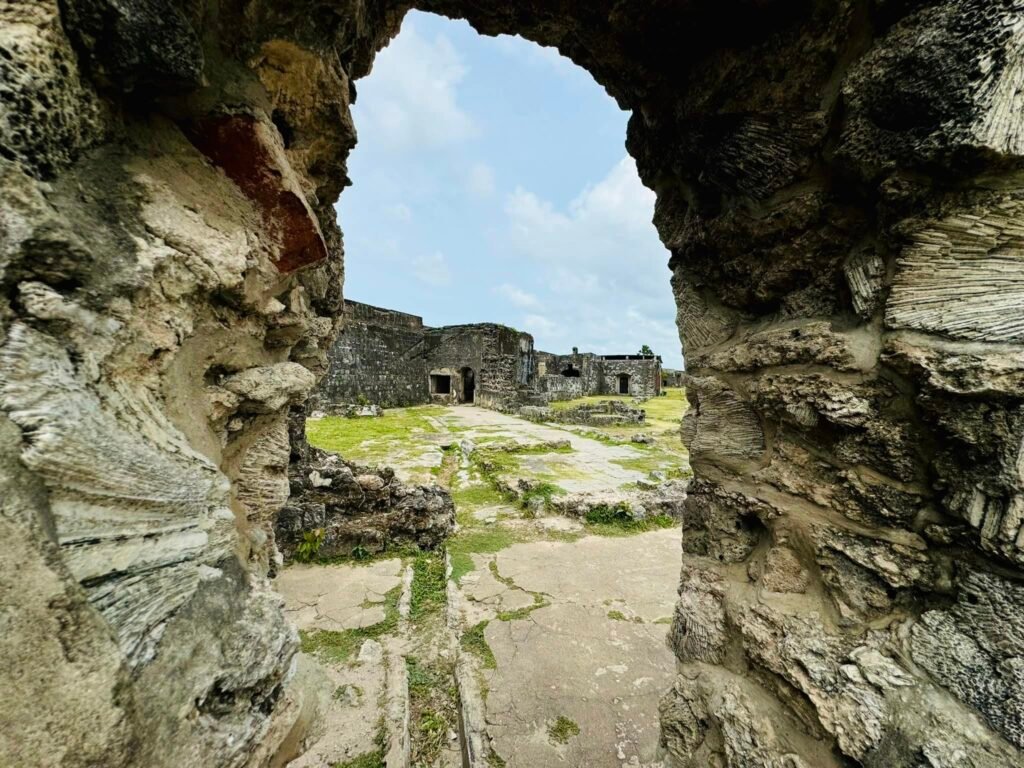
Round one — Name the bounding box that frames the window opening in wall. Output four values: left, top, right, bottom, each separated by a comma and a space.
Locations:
431, 373, 451, 394
618, 373, 630, 394
561, 364, 581, 377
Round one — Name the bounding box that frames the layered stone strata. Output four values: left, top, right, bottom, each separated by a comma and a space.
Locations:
3, 0, 1024, 766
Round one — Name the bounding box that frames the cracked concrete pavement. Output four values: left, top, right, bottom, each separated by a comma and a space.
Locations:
456, 528, 681, 767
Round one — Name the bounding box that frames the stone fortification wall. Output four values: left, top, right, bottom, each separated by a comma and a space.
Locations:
312, 301, 429, 409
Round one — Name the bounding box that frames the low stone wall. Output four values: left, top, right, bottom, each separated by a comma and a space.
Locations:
519, 399, 647, 426
277, 409, 455, 561
537, 373, 584, 401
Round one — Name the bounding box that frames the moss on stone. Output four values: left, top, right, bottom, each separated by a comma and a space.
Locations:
409, 552, 447, 624
547, 715, 581, 744
298, 585, 400, 664
461, 621, 497, 669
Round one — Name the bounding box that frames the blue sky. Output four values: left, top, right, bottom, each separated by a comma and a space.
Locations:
336, 10, 683, 368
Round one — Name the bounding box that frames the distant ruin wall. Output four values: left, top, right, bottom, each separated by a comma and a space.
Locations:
311, 301, 429, 410
421, 324, 534, 408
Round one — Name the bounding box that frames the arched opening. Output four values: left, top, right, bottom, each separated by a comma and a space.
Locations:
460, 366, 475, 403
561, 364, 580, 377
617, 372, 630, 395
5, 3, 1022, 768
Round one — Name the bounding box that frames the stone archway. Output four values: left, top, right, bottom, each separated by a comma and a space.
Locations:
2, 2, 1023, 767
460, 366, 475, 403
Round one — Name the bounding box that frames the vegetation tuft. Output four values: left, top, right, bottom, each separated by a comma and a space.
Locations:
547, 715, 581, 744
298, 585, 400, 664
460, 621, 497, 669
410, 552, 447, 624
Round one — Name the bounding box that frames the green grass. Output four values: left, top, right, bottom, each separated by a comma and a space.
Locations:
332, 749, 384, 768
610, 452, 690, 476
410, 552, 447, 623
519, 481, 567, 513
306, 406, 446, 464
606, 609, 643, 623
547, 716, 581, 744
461, 621, 497, 669
452, 482, 509, 510
298, 585, 400, 664
583, 505, 678, 537
449, 551, 477, 585
496, 593, 548, 622
406, 657, 458, 767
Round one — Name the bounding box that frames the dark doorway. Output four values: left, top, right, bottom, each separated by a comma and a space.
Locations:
561, 364, 580, 377
461, 367, 475, 403
618, 374, 630, 394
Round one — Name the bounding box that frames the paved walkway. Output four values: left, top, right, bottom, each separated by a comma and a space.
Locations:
457, 529, 680, 768
279, 404, 688, 767
440, 405, 659, 494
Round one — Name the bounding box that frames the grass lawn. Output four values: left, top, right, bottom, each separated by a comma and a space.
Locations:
306, 405, 448, 468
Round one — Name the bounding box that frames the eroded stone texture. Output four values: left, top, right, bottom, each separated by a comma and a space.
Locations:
4, 0, 1024, 766
277, 407, 455, 560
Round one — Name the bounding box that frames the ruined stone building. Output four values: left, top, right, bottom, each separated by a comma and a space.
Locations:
535, 348, 662, 400
311, 300, 662, 411
311, 300, 535, 410
5, 2, 1024, 768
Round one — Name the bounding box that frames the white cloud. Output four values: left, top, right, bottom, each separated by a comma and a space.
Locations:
353, 22, 477, 151
501, 157, 681, 364
412, 251, 451, 286
496, 283, 540, 308
491, 34, 587, 81
466, 162, 497, 198
523, 313, 561, 338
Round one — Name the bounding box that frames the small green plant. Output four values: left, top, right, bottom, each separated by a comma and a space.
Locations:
461, 621, 497, 669
519, 481, 566, 512
331, 751, 384, 768
332, 683, 365, 701
607, 610, 628, 621
356, 393, 370, 407
296, 528, 325, 562
351, 544, 370, 561
547, 715, 581, 744
410, 552, 447, 623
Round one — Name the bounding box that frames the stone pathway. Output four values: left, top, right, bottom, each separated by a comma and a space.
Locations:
277, 560, 406, 767
455, 529, 681, 768
279, 403, 689, 767
441, 405, 660, 493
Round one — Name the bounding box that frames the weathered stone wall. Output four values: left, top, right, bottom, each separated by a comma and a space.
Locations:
4, 1, 1024, 766
599, 357, 662, 398
312, 300, 428, 409
537, 373, 584, 401
537, 351, 662, 398
421, 323, 534, 408
277, 407, 454, 559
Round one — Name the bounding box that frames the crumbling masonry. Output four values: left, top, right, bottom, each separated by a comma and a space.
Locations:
3, 2, 1024, 767
311, 299, 663, 411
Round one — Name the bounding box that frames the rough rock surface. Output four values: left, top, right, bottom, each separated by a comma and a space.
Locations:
276, 408, 455, 560
3, 0, 1024, 766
